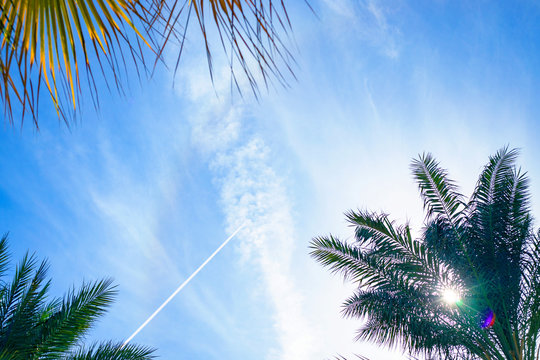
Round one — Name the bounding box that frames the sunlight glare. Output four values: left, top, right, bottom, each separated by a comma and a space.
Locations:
442, 288, 461, 306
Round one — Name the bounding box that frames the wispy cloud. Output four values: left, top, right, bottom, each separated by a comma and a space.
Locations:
177, 56, 314, 359
214, 138, 314, 359
322, 0, 402, 58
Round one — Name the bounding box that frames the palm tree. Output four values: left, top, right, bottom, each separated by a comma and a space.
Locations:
1, 0, 296, 127
310, 147, 540, 360
0, 233, 155, 359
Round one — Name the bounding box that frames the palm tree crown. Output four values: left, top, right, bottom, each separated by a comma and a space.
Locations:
311, 147, 540, 360
0, 234, 154, 359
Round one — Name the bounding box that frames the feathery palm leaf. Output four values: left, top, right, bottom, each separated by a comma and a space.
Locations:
0, 234, 155, 359
411, 153, 464, 228
65, 341, 155, 359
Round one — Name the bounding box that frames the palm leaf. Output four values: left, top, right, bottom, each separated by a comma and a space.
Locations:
464, 148, 528, 350
470, 147, 519, 208
0, 235, 155, 359
2, 0, 301, 127
33, 278, 117, 357
1, 0, 153, 126
0, 234, 10, 278
64, 340, 155, 359
0, 252, 39, 333
519, 230, 540, 359
310, 235, 376, 284
156, 0, 297, 95
411, 153, 464, 229
345, 210, 446, 282
0, 259, 50, 357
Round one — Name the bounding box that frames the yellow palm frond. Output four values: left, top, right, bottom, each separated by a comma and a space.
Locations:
158, 0, 297, 95
1, 0, 154, 127
1, 0, 298, 128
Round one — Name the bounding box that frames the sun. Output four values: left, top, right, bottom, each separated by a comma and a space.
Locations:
442, 288, 461, 306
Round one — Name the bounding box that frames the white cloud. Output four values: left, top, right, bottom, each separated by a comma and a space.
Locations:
322, 0, 356, 18
322, 0, 402, 59
212, 137, 312, 359
177, 54, 316, 358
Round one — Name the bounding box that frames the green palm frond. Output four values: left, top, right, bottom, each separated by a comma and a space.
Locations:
463, 148, 528, 347
508, 168, 530, 227
310, 235, 428, 292
411, 153, 464, 229
0, 235, 155, 359
470, 147, 519, 209
309, 235, 374, 283
466, 147, 521, 258
64, 341, 155, 359
0, 252, 40, 331
0, 235, 9, 278
422, 218, 467, 276
33, 279, 117, 357
345, 210, 445, 281
465, 147, 522, 262
519, 230, 540, 359
0, 259, 50, 357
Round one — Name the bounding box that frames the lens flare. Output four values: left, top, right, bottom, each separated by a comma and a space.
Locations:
481, 309, 496, 328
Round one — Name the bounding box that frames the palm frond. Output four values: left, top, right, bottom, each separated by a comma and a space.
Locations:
310, 233, 454, 328
0, 251, 39, 333
0, 234, 10, 279
0, 235, 155, 359
466, 147, 521, 257
64, 340, 155, 359
157, 0, 297, 96
311, 234, 428, 293
464, 148, 529, 343
310, 235, 374, 283
422, 218, 467, 276
470, 147, 519, 209
2, 0, 301, 127
519, 230, 540, 359
1, 0, 154, 126
33, 278, 117, 357
0, 259, 50, 356
411, 153, 464, 229
345, 210, 446, 282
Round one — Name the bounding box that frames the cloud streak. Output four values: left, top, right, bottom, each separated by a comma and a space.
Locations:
177, 57, 315, 359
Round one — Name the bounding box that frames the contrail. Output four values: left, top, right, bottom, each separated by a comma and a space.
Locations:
122, 223, 245, 347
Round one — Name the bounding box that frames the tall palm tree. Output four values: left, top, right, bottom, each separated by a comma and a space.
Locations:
1, 0, 296, 127
311, 147, 540, 360
0, 234, 155, 359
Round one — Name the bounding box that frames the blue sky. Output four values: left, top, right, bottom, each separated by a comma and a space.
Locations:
2, 1, 540, 359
